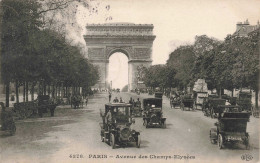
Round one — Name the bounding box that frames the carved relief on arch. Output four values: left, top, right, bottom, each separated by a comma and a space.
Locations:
133, 48, 151, 59
88, 48, 105, 60
106, 46, 134, 59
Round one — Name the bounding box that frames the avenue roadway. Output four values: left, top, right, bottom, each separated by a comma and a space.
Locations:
0, 92, 259, 163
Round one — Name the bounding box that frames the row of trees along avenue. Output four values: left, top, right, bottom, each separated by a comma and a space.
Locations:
1, 0, 100, 107
143, 32, 259, 108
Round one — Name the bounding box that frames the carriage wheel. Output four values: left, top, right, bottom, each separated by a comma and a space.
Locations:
136, 135, 141, 148
218, 134, 223, 149
110, 134, 115, 149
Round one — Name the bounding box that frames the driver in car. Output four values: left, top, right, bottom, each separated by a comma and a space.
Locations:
105, 109, 112, 130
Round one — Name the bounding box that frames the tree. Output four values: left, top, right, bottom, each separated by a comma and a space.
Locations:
167, 45, 195, 90
1, 0, 43, 106
143, 65, 176, 89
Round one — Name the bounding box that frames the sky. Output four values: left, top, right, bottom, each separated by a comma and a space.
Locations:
74, 0, 260, 88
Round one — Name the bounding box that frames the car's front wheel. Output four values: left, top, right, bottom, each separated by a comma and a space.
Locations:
136, 135, 141, 148
110, 134, 115, 149
218, 134, 223, 149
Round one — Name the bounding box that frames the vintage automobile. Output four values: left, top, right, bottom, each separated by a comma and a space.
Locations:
148, 90, 154, 95
202, 95, 225, 118
208, 98, 226, 118
210, 105, 250, 149
100, 103, 141, 149
154, 92, 163, 99
236, 92, 252, 113
180, 94, 195, 111
193, 91, 208, 110
170, 96, 181, 109
142, 98, 166, 128
37, 95, 57, 117
0, 102, 16, 136
132, 102, 142, 117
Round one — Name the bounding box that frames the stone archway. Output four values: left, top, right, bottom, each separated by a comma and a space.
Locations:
84, 23, 156, 91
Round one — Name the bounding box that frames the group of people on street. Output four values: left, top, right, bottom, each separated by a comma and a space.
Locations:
69, 94, 88, 109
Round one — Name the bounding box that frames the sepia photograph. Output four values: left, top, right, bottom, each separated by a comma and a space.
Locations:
0, 0, 259, 163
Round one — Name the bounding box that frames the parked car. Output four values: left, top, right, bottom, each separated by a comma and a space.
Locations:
142, 98, 166, 128
180, 94, 195, 111
100, 103, 141, 149
210, 106, 250, 149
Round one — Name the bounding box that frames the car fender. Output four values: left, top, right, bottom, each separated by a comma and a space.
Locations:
161, 118, 166, 123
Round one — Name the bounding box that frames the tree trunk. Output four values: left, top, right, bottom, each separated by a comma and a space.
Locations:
15, 80, 19, 103
55, 85, 58, 98
31, 84, 35, 101
23, 82, 26, 102
52, 84, 55, 98
231, 89, 234, 97
5, 82, 10, 107
26, 81, 28, 102
255, 89, 259, 109
48, 85, 51, 95
43, 81, 46, 95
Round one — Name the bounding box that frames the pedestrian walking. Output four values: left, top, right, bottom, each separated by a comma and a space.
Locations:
109, 93, 112, 102
85, 97, 88, 107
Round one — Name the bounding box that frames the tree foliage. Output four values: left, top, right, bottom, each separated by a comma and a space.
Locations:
1, 0, 100, 106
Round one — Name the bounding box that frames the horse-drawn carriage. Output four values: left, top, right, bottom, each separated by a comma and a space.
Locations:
210, 105, 250, 149
71, 95, 82, 109
180, 94, 195, 111
37, 95, 57, 117
100, 103, 141, 149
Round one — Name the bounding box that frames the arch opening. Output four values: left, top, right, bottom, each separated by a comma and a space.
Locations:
108, 52, 128, 91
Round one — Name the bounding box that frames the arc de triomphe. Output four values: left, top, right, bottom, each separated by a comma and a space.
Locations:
84, 23, 156, 91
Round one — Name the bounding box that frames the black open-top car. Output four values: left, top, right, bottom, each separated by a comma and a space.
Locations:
210, 105, 250, 149
100, 103, 140, 149
142, 98, 166, 128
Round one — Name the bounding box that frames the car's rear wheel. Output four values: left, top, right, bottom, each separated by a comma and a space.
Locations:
218, 134, 223, 149
136, 135, 141, 148
101, 132, 104, 142
110, 134, 115, 149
